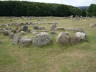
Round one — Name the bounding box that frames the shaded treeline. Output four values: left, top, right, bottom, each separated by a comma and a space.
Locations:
0, 1, 96, 17
0, 1, 81, 16
87, 4, 96, 17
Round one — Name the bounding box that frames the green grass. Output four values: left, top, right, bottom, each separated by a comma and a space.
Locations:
0, 17, 96, 72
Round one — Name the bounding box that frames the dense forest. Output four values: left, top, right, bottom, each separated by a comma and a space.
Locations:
0, 1, 96, 17
87, 4, 96, 16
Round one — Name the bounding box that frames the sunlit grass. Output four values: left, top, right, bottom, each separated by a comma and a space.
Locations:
0, 17, 96, 72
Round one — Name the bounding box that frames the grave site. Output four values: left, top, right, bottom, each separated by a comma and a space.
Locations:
0, 16, 96, 72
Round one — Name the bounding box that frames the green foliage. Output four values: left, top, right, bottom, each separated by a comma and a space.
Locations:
55, 5, 71, 16
0, 1, 82, 16
81, 9, 87, 17
69, 6, 82, 16
87, 4, 96, 17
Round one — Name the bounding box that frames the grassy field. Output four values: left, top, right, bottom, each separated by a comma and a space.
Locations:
0, 17, 96, 72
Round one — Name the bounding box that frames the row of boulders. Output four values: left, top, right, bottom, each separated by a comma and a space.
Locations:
0, 28, 14, 39
0, 25, 30, 34
0, 27, 50, 46
33, 25, 46, 30
0, 27, 87, 46
50, 23, 84, 32
0, 22, 33, 27
0, 22, 58, 28
57, 32, 87, 45
0, 23, 87, 46
0, 25, 86, 46
12, 32, 51, 46
0, 24, 46, 33
0, 22, 85, 35
12, 31, 87, 46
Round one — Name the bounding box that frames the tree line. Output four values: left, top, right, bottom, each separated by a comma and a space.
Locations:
0, 1, 96, 17
87, 4, 96, 17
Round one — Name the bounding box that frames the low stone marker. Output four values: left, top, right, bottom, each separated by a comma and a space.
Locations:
50, 23, 57, 32
19, 37, 32, 46
22, 25, 28, 32
12, 33, 21, 44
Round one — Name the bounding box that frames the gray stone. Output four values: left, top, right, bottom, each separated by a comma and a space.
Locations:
50, 23, 57, 32
32, 32, 51, 46
12, 33, 21, 44
9, 32, 14, 39
22, 25, 28, 32
19, 37, 32, 45
75, 32, 87, 41
33, 26, 45, 30
56, 32, 70, 45
2, 29, 9, 36
2, 29, 12, 36
70, 36, 81, 44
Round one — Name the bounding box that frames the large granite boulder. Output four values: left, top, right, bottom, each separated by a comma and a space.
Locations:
32, 32, 51, 46
56, 32, 70, 45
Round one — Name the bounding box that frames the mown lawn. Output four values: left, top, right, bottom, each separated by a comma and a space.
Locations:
0, 17, 96, 72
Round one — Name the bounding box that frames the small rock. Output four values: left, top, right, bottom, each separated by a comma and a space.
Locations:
50, 23, 57, 32
70, 36, 81, 44
57, 27, 65, 30
9, 32, 14, 39
12, 33, 21, 44
19, 37, 32, 45
33, 26, 45, 30
22, 25, 28, 32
